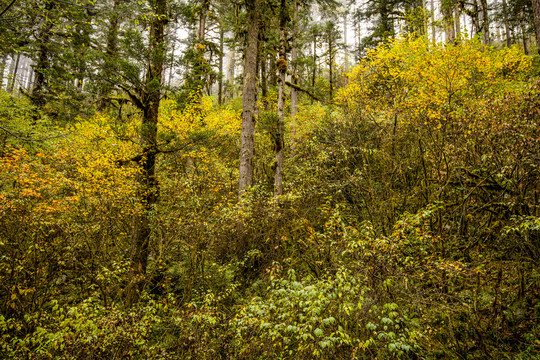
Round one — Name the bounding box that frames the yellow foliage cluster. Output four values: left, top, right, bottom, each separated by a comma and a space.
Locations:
159, 97, 240, 138
336, 35, 532, 129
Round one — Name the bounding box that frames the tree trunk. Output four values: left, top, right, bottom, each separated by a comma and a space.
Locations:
274, 0, 288, 196
261, 53, 268, 109
454, 6, 461, 38
442, 0, 455, 43
431, 0, 436, 43
532, 0, 540, 54
312, 33, 317, 104
238, 0, 259, 196
31, 1, 55, 108
194, 0, 209, 101
521, 10, 529, 55
218, 25, 224, 106
502, 0, 511, 47
98, 0, 121, 111
343, 10, 350, 71
7, 53, 20, 93
128, 0, 167, 305
290, 0, 298, 116
0, 55, 6, 90
328, 28, 334, 100
479, 0, 490, 44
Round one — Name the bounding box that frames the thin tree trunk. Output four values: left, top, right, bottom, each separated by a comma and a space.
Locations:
532, 0, 540, 54
218, 25, 224, 106
454, 6, 461, 38
26, 60, 34, 90
343, 9, 350, 71
261, 53, 268, 109
98, 0, 121, 111
479, 0, 490, 44
7, 53, 20, 93
521, 10, 529, 54
31, 1, 55, 107
238, 0, 259, 196
168, 32, 176, 88
502, 0, 511, 47
312, 33, 317, 104
195, 0, 209, 100
275, 0, 287, 196
0, 55, 6, 89
227, 45, 236, 99
328, 29, 334, 100
431, 0, 436, 42
128, 0, 168, 305
291, 0, 298, 115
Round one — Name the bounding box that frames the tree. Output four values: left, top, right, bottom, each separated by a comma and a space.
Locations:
532, 0, 540, 54
122, 0, 168, 304
238, 0, 259, 196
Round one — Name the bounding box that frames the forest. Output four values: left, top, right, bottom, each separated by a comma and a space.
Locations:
0, 0, 539, 358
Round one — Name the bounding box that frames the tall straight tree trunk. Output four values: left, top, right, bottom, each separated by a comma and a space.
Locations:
442, 0, 455, 43
227, 45, 236, 96
328, 28, 334, 100
502, 0, 511, 47
454, 7, 461, 38
98, 0, 121, 111
520, 10, 529, 54
479, 0, 490, 44
128, 0, 168, 305
238, 0, 259, 196
7, 53, 20, 93
261, 53, 268, 109
218, 25, 224, 106
311, 33, 317, 104
431, 0, 436, 42
194, 0, 209, 100
274, 0, 288, 196
26, 61, 34, 90
290, 0, 298, 116
0, 55, 6, 90
532, 0, 540, 54
343, 9, 350, 71
31, 1, 55, 108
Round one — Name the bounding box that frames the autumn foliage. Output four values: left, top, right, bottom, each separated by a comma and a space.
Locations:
1, 37, 539, 359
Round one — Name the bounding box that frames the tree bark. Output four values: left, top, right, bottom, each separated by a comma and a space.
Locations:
532, 0, 540, 54
238, 0, 259, 196
98, 0, 121, 111
261, 53, 268, 109
290, 0, 298, 116
327, 24, 334, 100
442, 0, 455, 43
520, 10, 529, 55
431, 0, 436, 43
312, 30, 317, 105
7, 53, 20, 93
31, 1, 55, 108
274, 0, 288, 196
128, 0, 167, 305
0, 55, 6, 90
502, 0, 511, 47
479, 0, 490, 44
218, 25, 224, 106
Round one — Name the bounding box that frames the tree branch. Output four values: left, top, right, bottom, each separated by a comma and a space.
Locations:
285, 81, 323, 102
0, 124, 69, 142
